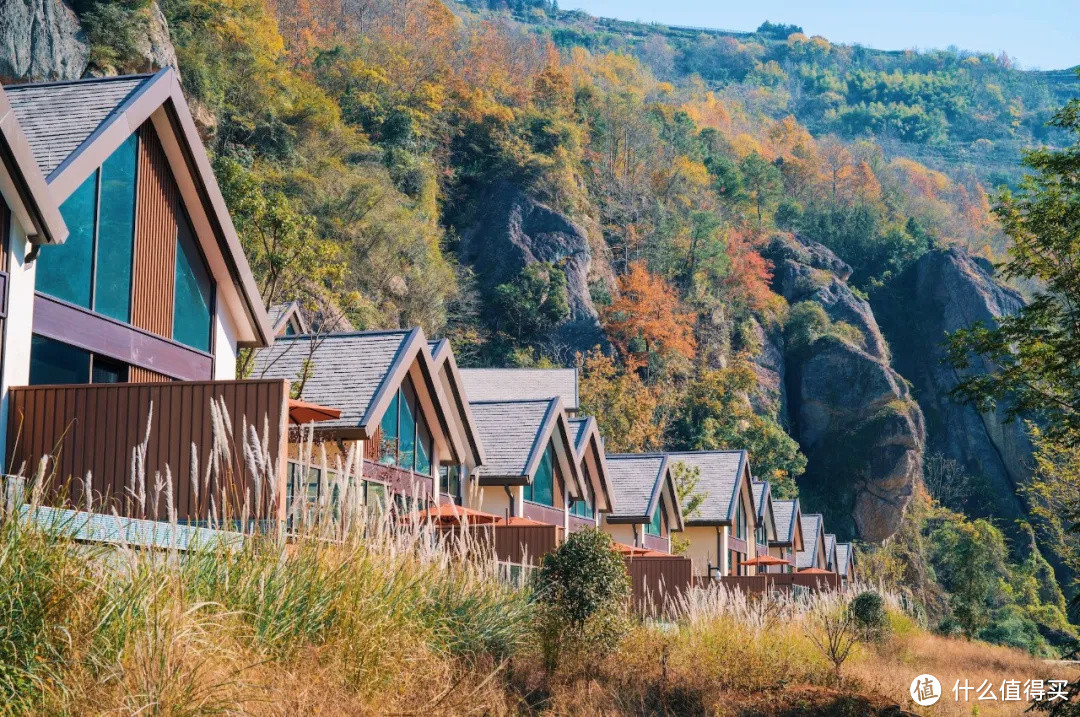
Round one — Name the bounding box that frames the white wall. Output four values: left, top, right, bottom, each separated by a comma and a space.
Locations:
601, 521, 637, 548
213, 307, 239, 380
1, 224, 36, 470
681, 525, 722, 577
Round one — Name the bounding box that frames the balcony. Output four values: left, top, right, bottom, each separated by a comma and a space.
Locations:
521, 499, 564, 527
567, 513, 597, 533
641, 532, 670, 554
6, 379, 289, 522
362, 460, 434, 502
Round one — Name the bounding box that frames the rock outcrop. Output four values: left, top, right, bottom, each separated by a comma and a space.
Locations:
459, 182, 607, 355
766, 233, 925, 542
874, 247, 1031, 521
0, 0, 88, 81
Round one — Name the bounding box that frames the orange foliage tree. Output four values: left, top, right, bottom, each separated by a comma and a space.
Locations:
603, 262, 697, 370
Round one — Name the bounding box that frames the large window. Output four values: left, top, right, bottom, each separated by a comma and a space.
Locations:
29, 335, 128, 385
440, 464, 462, 502
378, 376, 434, 475
734, 501, 747, 541
524, 442, 555, 506
37, 136, 137, 321
645, 499, 663, 536
570, 484, 594, 518
173, 219, 213, 351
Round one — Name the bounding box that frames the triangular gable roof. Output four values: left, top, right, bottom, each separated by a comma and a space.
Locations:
770, 498, 804, 549
606, 454, 684, 531
251, 328, 465, 462
428, 338, 485, 468
825, 533, 838, 571
567, 416, 614, 513
6, 69, 271, 346
666, 450, 749, 525
752, 481, 777, 542
460, 367, 579, 410
268, 301, 309, 336
468, 397, 584, 499
0, 84, 66, 244
835, 542, 855, 578
796, 514, 825, 569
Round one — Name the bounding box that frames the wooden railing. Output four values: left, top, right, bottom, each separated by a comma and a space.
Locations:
362, 460, 434, 502
641, 532, 670, 554
6, 380, 289, 522
521, 500, 565, 527
567, 513, 597, 533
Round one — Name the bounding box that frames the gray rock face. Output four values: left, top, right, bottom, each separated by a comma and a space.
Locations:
132, 2, 179, 76
0, 0, 89, 81
460, 182, 606, 356
874, 247, 1031, 521
766, 233, 925, 542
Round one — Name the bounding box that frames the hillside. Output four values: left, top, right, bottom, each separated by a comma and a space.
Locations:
3, 0, 1079, 659
465, 2, 1077, 187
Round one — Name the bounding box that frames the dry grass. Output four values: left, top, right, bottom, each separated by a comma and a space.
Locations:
3, 403, 1077, 715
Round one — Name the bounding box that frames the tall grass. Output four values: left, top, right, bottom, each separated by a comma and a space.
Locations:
0, 402, 1073, 715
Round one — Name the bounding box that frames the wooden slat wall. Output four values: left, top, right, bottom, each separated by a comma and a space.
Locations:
625, 555, 692, 615
131, 123, 178, 340
492, 523, 561, 566
6, 380, 289, 523
129, 366, 171, 383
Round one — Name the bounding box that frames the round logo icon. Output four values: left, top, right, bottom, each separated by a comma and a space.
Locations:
910, 674, 942, 706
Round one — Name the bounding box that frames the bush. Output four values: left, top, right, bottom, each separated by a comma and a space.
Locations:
850, 591, 890, 643
534, 528, 630, 671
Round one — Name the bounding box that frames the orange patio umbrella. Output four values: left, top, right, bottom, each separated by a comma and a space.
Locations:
403, 503, 502, 526
798, 567, 834, 574
288, 398, 342, 425
740, 554, 793, 567
612, 542, 668, 558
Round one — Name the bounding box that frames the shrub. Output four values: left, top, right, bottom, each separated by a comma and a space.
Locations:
534, 528, 630, 672
850, 591, 890, 643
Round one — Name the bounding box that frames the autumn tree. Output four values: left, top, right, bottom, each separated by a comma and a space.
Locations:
603, 262, 696, 375
576, 350, 663, 452
739, 152, 782, 227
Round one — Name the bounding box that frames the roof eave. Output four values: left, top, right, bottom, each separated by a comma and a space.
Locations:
0, 89, 67, 245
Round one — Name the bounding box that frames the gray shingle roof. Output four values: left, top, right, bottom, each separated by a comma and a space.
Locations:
250, 330, 411, 432
825, 533, 837, 570
772, 499, 799, 544
6, 75, 152, 177
666, 451, 746, 524
752, 481, 768, 517
606, 454, 666, 519
796, 514, 823, 569
568, 417, 591, 453
469, 399, 555, 479
460, 368, 578, 409
835, 543, 853, 577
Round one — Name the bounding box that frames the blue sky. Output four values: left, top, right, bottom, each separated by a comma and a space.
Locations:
559, 0, 1080, 70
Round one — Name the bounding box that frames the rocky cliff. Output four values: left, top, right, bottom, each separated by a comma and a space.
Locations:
0, 0, 177, 83
459, 182, 609, 356
874, 247, 1032, 521
766, 233, 925, 542
0, 0, 88, 81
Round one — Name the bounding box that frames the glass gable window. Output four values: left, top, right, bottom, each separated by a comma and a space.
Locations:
377, 376, 434, 475
37, 136, 137, 320
95, 135, 137, 321
570, 485, 594, 518
525, 443, 555, 506
173, 219, 214, 352
645, 499, 663, 536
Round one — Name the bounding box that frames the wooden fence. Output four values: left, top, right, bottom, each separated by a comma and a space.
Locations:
625, 555, 693, 614
6, 380, 289, 522
719, 572, 842, 594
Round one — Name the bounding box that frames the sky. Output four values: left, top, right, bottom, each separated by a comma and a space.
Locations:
558, 0, 1080, 71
